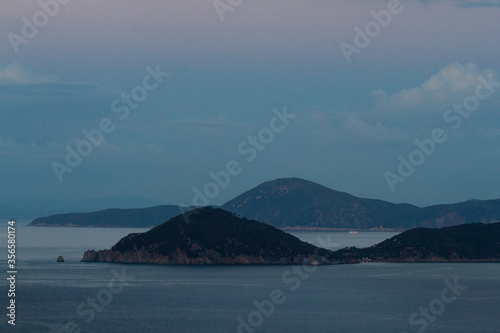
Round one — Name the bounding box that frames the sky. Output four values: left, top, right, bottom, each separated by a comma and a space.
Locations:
1, 0, 499, 210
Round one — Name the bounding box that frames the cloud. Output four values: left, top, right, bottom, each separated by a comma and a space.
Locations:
372, 63, 500, 112
0, 82, 111, 97
308, 111, 410, 145
0, 64, 120, 146
340, 114, 410, 143
418, 0, 500, 7
0, 63, 59, 85
0, 63, 117, 98
307, 63, 500, 149
165, 118, 248, 128
0, 135, 62, 158
451, 0, 500, 7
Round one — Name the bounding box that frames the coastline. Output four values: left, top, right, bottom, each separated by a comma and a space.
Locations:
28, 223, 404, 231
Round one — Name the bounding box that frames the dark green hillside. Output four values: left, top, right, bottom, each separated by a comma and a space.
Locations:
334, 222, 500, 262
82, 207, 336, 265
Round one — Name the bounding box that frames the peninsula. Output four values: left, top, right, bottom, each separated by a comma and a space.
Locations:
335, 222, 500, 262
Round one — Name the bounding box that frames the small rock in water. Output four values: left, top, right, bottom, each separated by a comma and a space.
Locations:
57, 256, 65, 262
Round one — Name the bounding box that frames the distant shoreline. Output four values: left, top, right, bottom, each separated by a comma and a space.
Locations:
280, 226, 402, 232
27, 223, 155, 228
28, 223, 402, 231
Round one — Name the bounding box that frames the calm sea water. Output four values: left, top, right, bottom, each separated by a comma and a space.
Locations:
0, 221, 499, 332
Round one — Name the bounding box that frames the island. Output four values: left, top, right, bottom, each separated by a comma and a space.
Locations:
81, 207, 338, 265
335, 222, 500, 262
29, 205, 189, 228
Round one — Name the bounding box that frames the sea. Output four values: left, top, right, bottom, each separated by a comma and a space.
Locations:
0, 220, 499, 333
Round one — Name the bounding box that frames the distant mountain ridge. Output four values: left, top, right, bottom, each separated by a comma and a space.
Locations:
29, 205, 188, 228
29, 177, 500, 229
2, 195, 166, 220
222, 178, 500, 230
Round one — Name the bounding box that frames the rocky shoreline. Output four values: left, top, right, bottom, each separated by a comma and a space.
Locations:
81, 248, 335, 265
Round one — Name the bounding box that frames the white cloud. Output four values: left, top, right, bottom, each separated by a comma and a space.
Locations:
0, 63, 59, 85
372, 63, 500, 112
308, 111, 409, 145
307, 63, 500, 147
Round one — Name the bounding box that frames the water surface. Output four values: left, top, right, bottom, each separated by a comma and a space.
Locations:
0, 222, 498, 332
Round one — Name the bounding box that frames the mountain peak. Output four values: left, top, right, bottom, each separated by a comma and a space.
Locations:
81, 207, 336, 265
223, 177, 500, 230
222, 177, 370, 229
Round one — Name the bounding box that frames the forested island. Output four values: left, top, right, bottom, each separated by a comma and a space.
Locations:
82, 207, 337, 265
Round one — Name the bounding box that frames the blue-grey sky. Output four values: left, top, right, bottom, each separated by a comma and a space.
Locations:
1, 0, 499, 209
